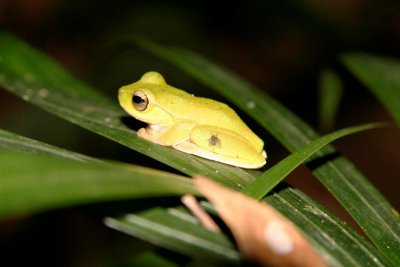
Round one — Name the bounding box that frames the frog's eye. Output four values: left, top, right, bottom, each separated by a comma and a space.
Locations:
132, 91, 148, 111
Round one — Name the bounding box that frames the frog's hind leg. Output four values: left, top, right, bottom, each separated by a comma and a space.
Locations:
173, 125, 266, 169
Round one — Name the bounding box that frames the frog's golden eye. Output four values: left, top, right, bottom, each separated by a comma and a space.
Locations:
132, 90, 148, 111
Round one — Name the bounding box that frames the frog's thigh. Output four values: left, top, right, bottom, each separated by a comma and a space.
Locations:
174, 125, 266, 168
158, 121, 196, 146
190, 126, 259, 158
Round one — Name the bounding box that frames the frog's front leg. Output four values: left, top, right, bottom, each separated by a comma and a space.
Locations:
173, 125, 266, 169
138, 120, 196, 146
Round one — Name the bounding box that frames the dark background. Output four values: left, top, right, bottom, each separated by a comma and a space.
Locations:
0, 0, 399, 266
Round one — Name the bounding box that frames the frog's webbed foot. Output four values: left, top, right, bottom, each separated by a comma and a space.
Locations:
137, 127, 165, 145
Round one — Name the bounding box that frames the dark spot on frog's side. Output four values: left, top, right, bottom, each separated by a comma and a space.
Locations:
209, 135, 221, 148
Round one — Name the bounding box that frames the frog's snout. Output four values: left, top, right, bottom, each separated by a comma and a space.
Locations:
117, 88, 132, 108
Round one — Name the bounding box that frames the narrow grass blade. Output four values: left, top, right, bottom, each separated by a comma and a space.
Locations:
105, 187, 392, 267
265, 186, 393, 267
318, 69, 343, 131
243, 123, 383, 199
342, 53, 400, 124
105, 207, 240, 265
0, 151, 197, 218
137, 41, 400, 265
0, 128, 98, 162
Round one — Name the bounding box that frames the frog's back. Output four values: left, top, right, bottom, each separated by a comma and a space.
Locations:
157, 86, 264, 151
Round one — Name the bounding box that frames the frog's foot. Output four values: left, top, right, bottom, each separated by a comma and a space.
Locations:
137, 127, 165, 145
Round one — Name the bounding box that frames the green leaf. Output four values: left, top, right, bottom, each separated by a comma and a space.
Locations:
106, 188, 392, 267
105, 207, 240, 265
243, 123, 383, 199
0, 150, 197, 218
0, 129, 221, 264
0, 32, 396, 266
137, 41, 400, 265
2, 129, 388, 266
318, 69, 343, 131
0, 30, 255, 189
265, 186, 394, 267
342, 53, 400, 124
0, 128, 98, 162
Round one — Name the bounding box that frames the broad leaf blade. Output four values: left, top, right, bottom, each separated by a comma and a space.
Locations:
243, 123, 383, 199
138, 41, 400, 265
342, 53, 400, 123
0, 31, 254, 189
0, 150, 197, 218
